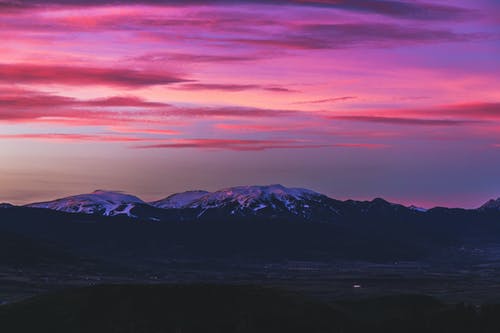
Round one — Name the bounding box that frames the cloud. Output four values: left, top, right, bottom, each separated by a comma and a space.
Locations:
174, 83, 261, 92
0, 132, 388, 150
0, 5, 482, 56
0, 89, 175, 126
0, 89, 169, 110
228, 23, 483, 50
0, 106, 291, 124
0, 0, 475, 21
214, 123, 399, 139
0, 89, 76, 108
106, 126, 181, 135
0, 63, 188, 88
323, 102, 500, 126
295, 0, 476, 21
0, 93, 297, 130
160, 106, 297, 118
134, 138, 382, 151
174, 83, 296, 92
84, 96, 170, 107
2, 88, 497, 129
214, 123, 303, 133
328, 115, 477, 126
133, 52, 259, 63
264, 87, 297, 93
440, 102, 500, 119
292, 96, 357, 105
0, 133, 153, 142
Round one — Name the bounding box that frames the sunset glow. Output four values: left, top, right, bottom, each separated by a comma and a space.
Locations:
1, 0, 499, 207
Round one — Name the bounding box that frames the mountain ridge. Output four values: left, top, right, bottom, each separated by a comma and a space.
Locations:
6, 184, 499, 222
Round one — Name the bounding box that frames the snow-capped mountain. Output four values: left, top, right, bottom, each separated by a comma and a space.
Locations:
18, 184, 459, 222
479, 198, 500, 211
26, 190, 146, 217
150, 190, 209, 209
179, 184, 342, 220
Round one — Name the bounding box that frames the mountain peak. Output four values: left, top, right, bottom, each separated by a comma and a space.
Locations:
151, 190, 210, 209
183, 184, 333, 219
479, 198, 500, 210
216, 184, 319, 198
26, 190, 145, 216
371, 197, 391, 205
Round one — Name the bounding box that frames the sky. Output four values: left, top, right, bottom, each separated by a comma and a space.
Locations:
0, 0, 499, 208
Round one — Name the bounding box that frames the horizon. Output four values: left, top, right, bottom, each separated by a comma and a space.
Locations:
1, 0, 499, 208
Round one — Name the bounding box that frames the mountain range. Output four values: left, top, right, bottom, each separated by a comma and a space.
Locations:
2, 184, 500, 223
4, 184, 500, 276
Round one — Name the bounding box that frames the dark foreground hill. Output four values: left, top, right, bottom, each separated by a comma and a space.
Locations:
3, 284, 500, 333
0, 284, 346, 333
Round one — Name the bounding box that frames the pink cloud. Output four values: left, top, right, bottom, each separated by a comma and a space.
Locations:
440, 102, 500, 119
84, 96, 170, 107
132, 52, 260, 63
0, 89, 168, 109
174, 83, 296, 92
135, 138, 387, 151
107, 126, 181, 135
0, 63, 188, 87
214, 123, 300, 133
0, 1, 475, 22
292, 96, 357, 105
327, 115, 476, 126
323, 102, 500, 126
0, 133, 153, 142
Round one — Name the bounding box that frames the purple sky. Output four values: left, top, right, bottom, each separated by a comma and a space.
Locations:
0, 0, 499, 208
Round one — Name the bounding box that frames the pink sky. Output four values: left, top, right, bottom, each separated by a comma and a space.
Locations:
0, 0, 499, 208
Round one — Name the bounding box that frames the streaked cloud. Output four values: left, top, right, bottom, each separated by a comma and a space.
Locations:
135, 138, 385, 151
0, 0, 498, 207
174, 83, 296, 92
0, 63, 188, 87
0, 0, 476, 21
328, 115, 477, 126
292, 96, 357, 105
